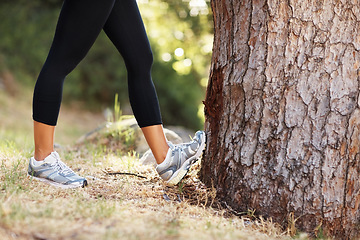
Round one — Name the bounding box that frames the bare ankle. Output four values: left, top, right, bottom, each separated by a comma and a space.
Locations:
154, 146, 169, 165
34, 150, 52, 161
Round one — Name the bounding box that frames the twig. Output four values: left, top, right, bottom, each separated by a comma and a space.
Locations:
103, 171, 147, 179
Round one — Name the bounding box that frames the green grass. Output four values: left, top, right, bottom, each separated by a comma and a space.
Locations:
0, 88, 301, 240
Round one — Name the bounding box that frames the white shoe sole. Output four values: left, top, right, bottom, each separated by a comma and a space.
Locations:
27, 174, 87, 189
167, 132, 206, 185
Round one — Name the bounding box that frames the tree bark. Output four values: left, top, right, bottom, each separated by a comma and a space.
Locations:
201, 0, 360, 238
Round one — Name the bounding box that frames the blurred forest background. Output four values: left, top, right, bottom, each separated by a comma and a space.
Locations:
0, 0, 213, 130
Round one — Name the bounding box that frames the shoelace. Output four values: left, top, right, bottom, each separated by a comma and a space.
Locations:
169, 138, 198, 148
51, 158, 75, 176
172, 144, 188, 164
169, 141, 198, 159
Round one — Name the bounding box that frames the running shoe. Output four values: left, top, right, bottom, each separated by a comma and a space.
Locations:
27, 151, 87, 189
156, 130, 206, 185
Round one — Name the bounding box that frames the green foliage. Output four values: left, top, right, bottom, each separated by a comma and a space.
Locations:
139, 0, 212, 129
0, 0, 212, 130
113, 93, 122, 123
105, 119, 137, 149
107, 124, 136, 148
0, 3, 58, 85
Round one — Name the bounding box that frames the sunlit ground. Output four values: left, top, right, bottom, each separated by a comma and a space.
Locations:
0, 89, 298, 240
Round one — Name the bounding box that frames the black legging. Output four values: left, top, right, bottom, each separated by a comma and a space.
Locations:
33, 0, 162, 128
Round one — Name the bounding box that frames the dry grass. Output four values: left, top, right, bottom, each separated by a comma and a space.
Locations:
0, 149, 293, 240
0, 89, 305, 240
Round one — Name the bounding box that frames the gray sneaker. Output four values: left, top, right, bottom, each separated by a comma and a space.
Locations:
27, 151, 87, 189
156, 131, 206, 185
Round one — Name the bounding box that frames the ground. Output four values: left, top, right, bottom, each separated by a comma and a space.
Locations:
0, 88, 303, 240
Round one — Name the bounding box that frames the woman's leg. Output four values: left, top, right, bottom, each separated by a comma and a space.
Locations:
141, 125, 169, 164
33, 122, 55, 161
102, 0, 168, 164
30, 0, 118, 188
102, 1, 206, 185
33, 0, 116, 160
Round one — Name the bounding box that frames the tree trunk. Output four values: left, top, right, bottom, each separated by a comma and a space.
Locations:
201, 0, 360, 238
